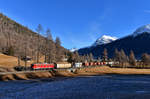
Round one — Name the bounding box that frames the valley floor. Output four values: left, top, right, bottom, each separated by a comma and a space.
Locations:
1, 66, 150, 81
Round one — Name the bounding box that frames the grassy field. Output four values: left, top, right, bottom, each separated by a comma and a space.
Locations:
0, 53, 46, 72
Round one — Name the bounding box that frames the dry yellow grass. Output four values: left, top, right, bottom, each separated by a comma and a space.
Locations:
0, 53, 46, 69
77, 66, 150, 75
0, 53, 19, 68
1, 66, 150, 81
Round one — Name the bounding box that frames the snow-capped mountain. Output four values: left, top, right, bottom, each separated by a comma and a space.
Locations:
92, 35, 117, 46
78, 24, 150, 58
70, 48, 77, 52
133, 24, 150, 36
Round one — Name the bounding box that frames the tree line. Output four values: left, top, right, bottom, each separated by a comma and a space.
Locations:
113, 49, 150, 67
70, 48, 150, 68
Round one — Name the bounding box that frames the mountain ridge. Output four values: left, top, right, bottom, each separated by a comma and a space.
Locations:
78, 25, 150, 58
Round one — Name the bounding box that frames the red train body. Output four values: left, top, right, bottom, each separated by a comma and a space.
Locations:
93, 62, 97, 66
89, 62, 94, 66
83, 62, 89, 66
31, 63, 55, 70
82, 62, 107, 67
97, 62, 101, 65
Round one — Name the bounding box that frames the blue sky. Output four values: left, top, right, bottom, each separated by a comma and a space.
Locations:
0, 0, 150, 49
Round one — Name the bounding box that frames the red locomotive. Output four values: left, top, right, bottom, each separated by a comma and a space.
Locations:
31, 63, 55, 70
83, 62, 89, 66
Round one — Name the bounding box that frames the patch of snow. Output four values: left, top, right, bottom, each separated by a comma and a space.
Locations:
92, 35, 117, 46
70, 48, 78, 52
133, 24, 150, 36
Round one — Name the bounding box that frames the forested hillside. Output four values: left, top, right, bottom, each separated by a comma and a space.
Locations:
0, 13, 69, 63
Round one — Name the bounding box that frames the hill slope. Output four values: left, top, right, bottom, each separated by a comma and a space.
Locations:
0, 13, 68, 62
0, 13, 42, 58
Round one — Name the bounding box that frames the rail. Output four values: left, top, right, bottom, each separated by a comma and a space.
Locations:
0, 65, 105, 75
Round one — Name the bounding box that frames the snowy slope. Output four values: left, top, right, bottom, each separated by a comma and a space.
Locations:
92, 35, 117, 46
133, 24, 150, 36
70, 48, 77, 52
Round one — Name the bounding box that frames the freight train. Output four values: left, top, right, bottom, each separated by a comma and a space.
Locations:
15, 61, 113, 71
30, 61, 111, 70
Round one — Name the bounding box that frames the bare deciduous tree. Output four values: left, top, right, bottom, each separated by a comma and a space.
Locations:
102, 48, 108, 61
120, 49, 128, 67
36, 24, 43, 63
89, 53, 94, 62
129, 50, 136, 66
141, 53, 150, 66
55, 37, 62, 62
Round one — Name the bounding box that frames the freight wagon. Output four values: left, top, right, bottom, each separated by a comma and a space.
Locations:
55, 62, 72, 69
82, 62, 107, 67
74, 62, 82, 68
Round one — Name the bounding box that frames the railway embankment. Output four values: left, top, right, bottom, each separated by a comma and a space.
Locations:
1, 66, 150, 81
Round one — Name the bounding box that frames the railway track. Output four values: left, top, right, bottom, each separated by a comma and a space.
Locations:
0, 68, 77, 75
0, 65, 105, 75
